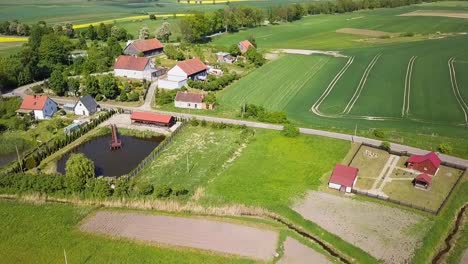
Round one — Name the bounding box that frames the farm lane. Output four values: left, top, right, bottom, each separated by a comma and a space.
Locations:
6, 81, 468, 169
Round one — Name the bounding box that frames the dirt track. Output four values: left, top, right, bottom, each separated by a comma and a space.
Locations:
399, 10, 468, 19
80, 211, 278, 261
336, 28, 391, 37
279, 237, 331, 264
293, 191, 427, 264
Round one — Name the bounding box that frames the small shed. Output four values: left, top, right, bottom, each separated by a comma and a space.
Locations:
216, 52, 234, 63
130, 112, 175, 127
413, 173, 432, 189
175, 91, 204, 110
328, 164, 359, 193
63, 103, 76, 112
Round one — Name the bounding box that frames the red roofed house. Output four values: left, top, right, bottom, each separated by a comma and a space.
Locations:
114, 55, 163, 81
17, 95, 57, 120
130, 112, 175, 127
158, 58, 208, 89
328, 164, 359, 193
406, 152, 441, 175
238, 40, 254, 54
175, 91, 204, 110
124, 39, 164, 57
413, 173, 432, 189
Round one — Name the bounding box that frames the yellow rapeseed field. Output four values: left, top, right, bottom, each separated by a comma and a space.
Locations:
0, 36, 28, 43
73, 14, 190, 29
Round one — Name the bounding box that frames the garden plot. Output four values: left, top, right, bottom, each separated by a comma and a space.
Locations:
81, 211, 279, 261
293, 191, 429, 264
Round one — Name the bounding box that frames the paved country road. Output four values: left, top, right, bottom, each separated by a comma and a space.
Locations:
6, 80, 468, 168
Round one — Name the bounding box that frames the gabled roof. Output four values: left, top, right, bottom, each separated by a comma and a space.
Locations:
130, 39, 164, 53
114, 55, 150, 71
176, 58, 207, 76
19, 95, 50, 110
415, 173, 432, 184
408, 152, 441, 168
77, 95, 98, 111
175, 91, 203, 103
130, 112, 173, 124
329, 164, 359, 187
239, 40, 254, 50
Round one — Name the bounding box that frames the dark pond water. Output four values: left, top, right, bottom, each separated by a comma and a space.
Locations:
57, 134, 164, 177
0, 152, 17, 167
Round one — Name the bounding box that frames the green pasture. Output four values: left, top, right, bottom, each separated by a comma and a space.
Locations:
0, 200, 256, 264
0, 42, 22, 57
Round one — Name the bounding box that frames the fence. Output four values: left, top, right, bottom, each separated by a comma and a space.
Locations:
123, 119, 187, 180
349, 142, 467, 215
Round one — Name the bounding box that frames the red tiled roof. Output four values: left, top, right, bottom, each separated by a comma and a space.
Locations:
131, 39, 164, 53
19, 95, 49, 110
177, 58, 207, 76
415, 173, 432, 184
239, 40, 254, 49
175, 92, 203, 103
408, 152, 441, 169
114, 55, 149, 71
130, 112, 173, 124
329, 164, 359, 187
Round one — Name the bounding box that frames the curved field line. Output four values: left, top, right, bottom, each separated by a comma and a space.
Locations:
402, 56, 417, 117
342, 54, 381, 114
310, 56, 354, 117
448, 57, 468, 124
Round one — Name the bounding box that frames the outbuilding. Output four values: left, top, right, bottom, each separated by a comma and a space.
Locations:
158, 58, 208, 89
17, 95, 57, 120
124, 39, 164, 57
74, 95, 98, 116
238, 40, 254, 54
407, 152, 441, 175
413, 173, 432, 189
130, 112, 175, 127
174, 91, 204, 110
114, 55, 164, 81
216, 52, 234, 63
328, 164, 359, 193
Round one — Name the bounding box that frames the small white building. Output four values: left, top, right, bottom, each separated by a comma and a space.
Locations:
114, 55, 164, 81
328, 164, 359, 193
174, 91, 204, 109
158, 58, 208, 90
17, 95, 57, 120
74, 95, 98, 116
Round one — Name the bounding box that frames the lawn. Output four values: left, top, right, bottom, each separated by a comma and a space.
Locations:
350, 145, 390, 189
0, 200, 257, 264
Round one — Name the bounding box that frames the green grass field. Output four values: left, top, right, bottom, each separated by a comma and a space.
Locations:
0, 201, 254, 264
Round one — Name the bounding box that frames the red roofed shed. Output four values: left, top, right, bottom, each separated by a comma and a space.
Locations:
238, 40, 254, 54
328, 164, 359, 193
124, 39, 164, 57
114, 55, 150, 71
407, 152, 441, 175
414, 173, 432, 189
130, 112, 175, 127
176, 58, 208, 77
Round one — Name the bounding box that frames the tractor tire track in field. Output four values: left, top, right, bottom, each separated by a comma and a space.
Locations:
311, 56, 354, 117
402, 56, 417, 117
448, 57, 468, 124
342, 54, 381, 115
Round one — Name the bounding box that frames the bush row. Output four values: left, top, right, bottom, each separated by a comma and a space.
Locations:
188, 73, 239, 91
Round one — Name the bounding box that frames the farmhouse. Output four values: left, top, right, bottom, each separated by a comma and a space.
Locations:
216, 52, 234, 63
158, 58, 208, 89
74, 95, 98, 116
407, 152, 441, 175
124, 39, 164, 57
328, 164, 359, 193
413, 173, 432, 189
114, 55, 164, 81
17, 95, 57, 120
130, 112, 175, 127
175, 91, 204, 109
238, 40, 254, 54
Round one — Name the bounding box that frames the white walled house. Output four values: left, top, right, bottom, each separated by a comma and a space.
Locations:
17, 95, 57, 120
114, 55, 164, 81
158, 58, 208, 90
174, 91, 204, 109
74, 95, 98, 116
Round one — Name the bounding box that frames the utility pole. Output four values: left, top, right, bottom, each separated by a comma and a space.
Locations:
354, 124, 357, 137
15, 145, 23, 172
63, 249, 68, 264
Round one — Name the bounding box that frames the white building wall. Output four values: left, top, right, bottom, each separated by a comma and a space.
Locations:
166, 66, 188, 81
345, 187, 352, 193
174, 100, 203, 109
33, 98, 57, 120
33, 110, 44, 120
74, 102, 90, 116
328, 182, 341, 190
158, 79, 187, 90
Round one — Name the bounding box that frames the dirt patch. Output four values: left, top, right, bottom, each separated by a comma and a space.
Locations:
336, 28, 392, 37
399, 10, 468, 19
80, 211, 278, 261
279, 237, 331, 264
293, 191, 428, 264
461, 250, 468, 264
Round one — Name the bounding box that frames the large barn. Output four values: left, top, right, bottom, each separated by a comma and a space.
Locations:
113, 55, 163, 81
124, 39, 164, 57
406, 152, 441, 175
328, 164, 359, 193
158, 58, 208, 89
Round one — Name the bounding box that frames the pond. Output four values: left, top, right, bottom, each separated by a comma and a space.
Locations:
0, 152, 17, 167
57, 134, 165, 177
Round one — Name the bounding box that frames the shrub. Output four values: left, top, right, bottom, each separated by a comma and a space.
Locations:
189, 118, 199, 126
282, 123, 300, 137
127, 91, 140, 101
119, 92, 128, 101
373, 129, 386, 139
200, 120, 207, 127
95, 94, 104, 101
400, 32, 414, 37
89, 178, 112, 198
24, 157, 37, 170
134, 181, 154, 195
65, 153, 95, 193
380, 141, 391, 151
31, 84, 43, 94
154, 184, 172, 198
438, 143, 453, 154
173, 188, 189, 196
113, 178, 130, 197
156, 88, 178, 105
